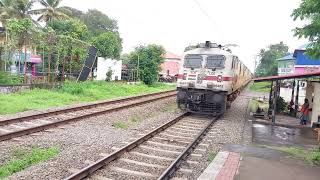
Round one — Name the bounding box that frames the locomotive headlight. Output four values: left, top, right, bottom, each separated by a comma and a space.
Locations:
217, 75, 223, 82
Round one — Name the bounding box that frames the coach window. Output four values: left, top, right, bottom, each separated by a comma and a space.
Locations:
184, 55, 202, 68
206, 55, 225, 68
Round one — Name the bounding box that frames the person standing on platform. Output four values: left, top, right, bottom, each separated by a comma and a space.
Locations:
300, 98, 310, 125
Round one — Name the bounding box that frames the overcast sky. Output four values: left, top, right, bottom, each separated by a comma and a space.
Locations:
60, 0, 307, 72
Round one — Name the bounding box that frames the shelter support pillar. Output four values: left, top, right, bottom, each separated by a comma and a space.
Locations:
311, 83, 320, 125
272, 80, 280, 124
295, 80, 300, 117
291, 79, 295, 102
268, 81, 274, 116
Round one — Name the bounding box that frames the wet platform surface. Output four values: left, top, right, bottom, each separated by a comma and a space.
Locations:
252, 122, 318, 148
226, 120, 320, 180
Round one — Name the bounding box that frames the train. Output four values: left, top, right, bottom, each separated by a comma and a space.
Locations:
176, 41, 252, 115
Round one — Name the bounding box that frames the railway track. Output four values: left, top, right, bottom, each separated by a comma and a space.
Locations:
66, 113, 219, 180
0, 90, 176, 141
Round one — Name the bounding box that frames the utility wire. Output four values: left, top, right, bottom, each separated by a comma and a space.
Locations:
191, 0, 225, 42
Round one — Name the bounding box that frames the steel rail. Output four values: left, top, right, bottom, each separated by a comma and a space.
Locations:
65, 113, 189, 180
0, 90, 176, 126
158, 115, 220, 180
0, 93, 176, 141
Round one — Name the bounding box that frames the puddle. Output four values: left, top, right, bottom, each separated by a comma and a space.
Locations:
253, 123, 318, 148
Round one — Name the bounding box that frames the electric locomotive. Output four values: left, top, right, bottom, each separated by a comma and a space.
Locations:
177, 41, 252, 115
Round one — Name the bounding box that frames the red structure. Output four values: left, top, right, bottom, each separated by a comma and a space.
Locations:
160, 51, 181, 77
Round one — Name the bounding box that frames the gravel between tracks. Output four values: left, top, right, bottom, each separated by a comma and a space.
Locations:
174, 87, 265, 179
1, 97, 181, 180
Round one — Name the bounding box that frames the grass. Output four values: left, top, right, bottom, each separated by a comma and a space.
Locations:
0, 81, 176, 115
207, 152, 217, 163
113, 115, 143, 129
249, 99, 269, 113
113, 121, 129, 129
265, 146, 320, 165
130, 115, 142, 124
0, 146, 59, 179
164, 102, 179, 113
250, 81, 271, 93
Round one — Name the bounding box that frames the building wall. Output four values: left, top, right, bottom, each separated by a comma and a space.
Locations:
294, 66, 320, 74
278, 60, 295, 75
160, 58, 180, 76
96, 58, 122, 81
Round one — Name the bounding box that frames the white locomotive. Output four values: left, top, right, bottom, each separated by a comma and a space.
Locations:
177, 41, 252, 115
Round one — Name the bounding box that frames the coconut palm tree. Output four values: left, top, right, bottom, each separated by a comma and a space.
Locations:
1, 0, 37, 25
29, 0, 69, 24
13, 0, 35, 19
0, 0, 15, 23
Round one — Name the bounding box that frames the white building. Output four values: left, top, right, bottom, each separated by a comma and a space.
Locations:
96, 57, 122, 81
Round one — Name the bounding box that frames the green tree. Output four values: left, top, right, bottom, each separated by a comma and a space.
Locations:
120, 53, 131, 65
29, 0, 69, 23
81, 9, 118, 38
255, 42, 289, 77
6, 18, 35, 78
92, 32, 122, 59
128, 44, 165, 85
47, 19, 88, 40
292, 0, 320, 59
59, 6, 83, 19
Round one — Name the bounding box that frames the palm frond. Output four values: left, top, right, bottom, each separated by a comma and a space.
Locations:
39, 0, 49, 7
37, 14, 44, 21
28, 8, 47, 15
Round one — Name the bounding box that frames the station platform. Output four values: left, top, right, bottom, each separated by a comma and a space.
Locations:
254, 114, 313, 128
197, 118, 320, 180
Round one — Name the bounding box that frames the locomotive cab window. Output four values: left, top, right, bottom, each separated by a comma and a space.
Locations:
206, 55, 225, 68
184, 55, 202, 68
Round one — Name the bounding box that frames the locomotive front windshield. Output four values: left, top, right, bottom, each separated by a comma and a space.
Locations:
206, 55, 225, 68
184, 55, 202, 68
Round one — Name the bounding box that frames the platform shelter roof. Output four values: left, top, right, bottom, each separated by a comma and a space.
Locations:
253, 71, 320, 82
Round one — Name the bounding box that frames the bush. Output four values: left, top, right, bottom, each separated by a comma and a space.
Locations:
276, 96, 287, 113
128, 44, 165, 85
105, 68, 113, 81
0, 72, 23, 85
